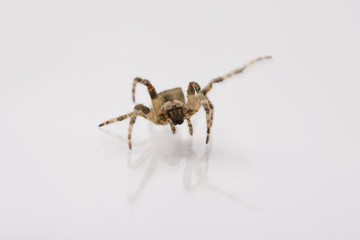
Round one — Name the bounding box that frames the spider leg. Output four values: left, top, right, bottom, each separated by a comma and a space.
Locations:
98, 112, 133, 127
186, 81, 201, 111
204, 96, 214, 127
128, 104, 155, 149
98, 111, 149, 127
167, 118, 176, 134
132, 77, 161, 115
202, 55, 272, 95
187, 81, 212, 143
185, 113, 193, 135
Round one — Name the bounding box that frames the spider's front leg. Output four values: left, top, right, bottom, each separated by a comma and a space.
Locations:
185, 113, 193, 135
128, 104, 156, 149
132, 77, 161, 115
204, 96, 214, 127
182, 105, 193, 136
186, 81, 212, 143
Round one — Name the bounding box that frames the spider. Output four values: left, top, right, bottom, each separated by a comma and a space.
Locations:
99, 56, 272, 149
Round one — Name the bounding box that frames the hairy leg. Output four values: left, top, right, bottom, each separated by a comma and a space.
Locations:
204, 96, 214, 127
186, 81, 201, 113
202, 55, 272, 95
187, 81, 212, 143
98, 112, 133, 127
132, 77, 161, 115
185, 113, 193, 135
127, 104, 155, 149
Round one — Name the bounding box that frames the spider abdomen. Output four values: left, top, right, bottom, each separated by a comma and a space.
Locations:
158, 87, 185, 106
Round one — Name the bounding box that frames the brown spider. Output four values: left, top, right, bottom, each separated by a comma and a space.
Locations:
99, 56, 272, 149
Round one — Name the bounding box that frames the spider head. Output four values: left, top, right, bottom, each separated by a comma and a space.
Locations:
162, 101, 184, 125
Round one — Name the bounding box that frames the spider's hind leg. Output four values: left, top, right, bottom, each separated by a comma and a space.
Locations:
202, 55, 272, 95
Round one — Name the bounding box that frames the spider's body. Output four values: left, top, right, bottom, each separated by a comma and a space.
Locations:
99, 56, 272, 149
159, 88, 186, 125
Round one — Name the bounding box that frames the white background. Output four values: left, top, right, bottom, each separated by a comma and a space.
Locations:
1, 0, 360, 239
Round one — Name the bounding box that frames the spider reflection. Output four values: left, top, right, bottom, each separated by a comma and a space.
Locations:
100, 127, 246, 205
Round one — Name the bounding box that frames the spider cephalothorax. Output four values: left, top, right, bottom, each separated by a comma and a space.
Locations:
162, 101, 185, 125
99, 56, 272, 149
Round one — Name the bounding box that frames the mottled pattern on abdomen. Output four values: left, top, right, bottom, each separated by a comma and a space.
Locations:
158, 87, 185, 106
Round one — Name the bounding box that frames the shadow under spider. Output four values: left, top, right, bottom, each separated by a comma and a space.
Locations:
100, 127, 256, 209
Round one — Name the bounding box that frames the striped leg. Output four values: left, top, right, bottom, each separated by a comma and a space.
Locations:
186, 80, 200, 112
185, 113, 193, 135
187, 81, 212, 144
98, 112, 132, 127
202, 55, 272, 95
132, 77, 161, 115
128, 104, 153, 149
205, 96, 214, 127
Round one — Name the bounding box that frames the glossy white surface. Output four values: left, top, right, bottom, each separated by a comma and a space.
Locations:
1, 1, 360, 239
